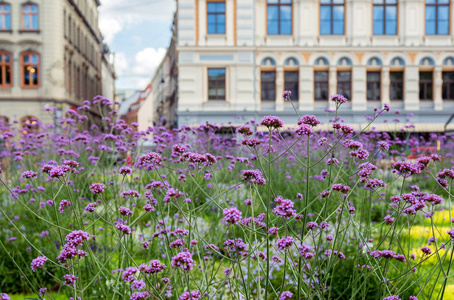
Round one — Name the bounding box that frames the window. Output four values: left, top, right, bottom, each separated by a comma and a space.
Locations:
208, 68, 226, 100
426, 0, 450, 35
373, 0, 397, 35
261, 71, 276, 101
0, 3, 11, 30
320, 0, 344, 35
443, 72, 454, 100
337, 71, 351, 100
419, 71, 433, 100
390, 71, 403, 100
0, 52, 12, 88
314, 71, 329, 101
21, 52, 39, 88
267, 0, 292, 35
22, 3, 39, 30
284, 71, 298, 100
207, 2, 225, 34
367, 72, 381, 101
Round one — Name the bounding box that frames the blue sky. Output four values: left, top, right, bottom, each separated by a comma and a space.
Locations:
99, 0, 176, 90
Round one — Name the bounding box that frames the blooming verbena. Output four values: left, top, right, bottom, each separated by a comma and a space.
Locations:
331, 94, 348, 104
222, 207, 242, 225
276, 236, 294, 251
298, 115, 320, 127
119, 166, 133, 175
236, 125, 253, 136
63, 274, 78, 286
30, 256, 47, 272
241, 169, 266, 185
296, 124, 313, 136
59, 199, 71, 213
383, 296, 401, 300
0, 293, 10, 300
22, 170, 38, 179
261, 115, 283, 129
273, 196, 296, 218
171, 250, 194, 271
89, 183, 106, 194
280, 291, 293, 300
179, 290, 201, 300
119, 206, 133, 216
421, 246, 432, 255
135, 152, 162, 170
282, 90, 292, 101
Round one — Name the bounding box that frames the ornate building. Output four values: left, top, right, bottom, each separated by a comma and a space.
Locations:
176, 0, 454, 131
0, 0, 115, 126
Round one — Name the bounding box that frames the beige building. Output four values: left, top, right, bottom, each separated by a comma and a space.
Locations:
0, 0, 115, 126
176, 0, 454, 131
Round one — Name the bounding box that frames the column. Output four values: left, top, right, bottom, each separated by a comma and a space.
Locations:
404, 66, 419, 111
275, 66, 284, 111
328, 66, 337, 110
352, 65, 367, 111
381, 66, 390, 107
434, 66, 443, 111
299, 66, 314, 111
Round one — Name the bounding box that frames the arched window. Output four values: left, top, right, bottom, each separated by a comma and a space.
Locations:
315, 57, 329, 66
443, 57, 454, 66
420, 57, 435, 66
390, 57, 405, 66
21, 52, 40, 88
0, 51, 12, 88
0, 3, 11, 30
367, 57, 383, 66
261, 57, 276, 66
22, 3, 39, 30
284, 57, 299, 66
337, 57, 352, 66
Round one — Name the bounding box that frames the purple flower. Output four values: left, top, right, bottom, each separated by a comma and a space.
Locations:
421, 246, 432, 255
298, 115, 321, 127
119, 206, 133, 216
282, 90, 292, 101
22, 170, 38, 179
89, 183, 106, 194
63, 274, 78, 286
31, 256, 47, 272
171, 250, 194, 271
241, 169, 266, 185
276, 236, 294, 251
280, 291, 293, 300
260, 115, 284, 129
222, 207, 242, 225
331, 94, 348, 104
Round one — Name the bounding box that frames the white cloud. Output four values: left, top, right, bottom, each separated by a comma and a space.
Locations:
115, 48, 166, 89
99, 0, 175, 43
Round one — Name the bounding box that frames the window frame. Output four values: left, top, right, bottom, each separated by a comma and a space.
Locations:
442, 70, 454, 100
22, 3, 39, 31
419, 71, 434, 101
207, 68, 226, 101
320, 0, 345, 35
21, 51, 40, 89
261, 69, 276, 102
267, 0, 293, 35
389, 70, 404, 101
0, 3, 11, 30
336, 69, 352, 101
284, 69, 299, 101
314, 70, 329, 101
366, 71, 382, 101
425, 0, 450, 35
206, 1, 226, 35
0, 51, 12, 88
372, 0, 398, 35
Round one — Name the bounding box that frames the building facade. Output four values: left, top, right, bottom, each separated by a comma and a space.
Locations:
0, 0, 115, 126
176, 0, 454, 131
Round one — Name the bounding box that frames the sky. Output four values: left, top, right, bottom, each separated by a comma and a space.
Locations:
99, 0, 176, 90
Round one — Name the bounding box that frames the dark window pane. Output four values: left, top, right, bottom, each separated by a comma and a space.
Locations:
314, 71, 329, 101
208, 68, 226, 100
284, 71, 299, 100
367, 72, 381, 101
419, 71, 433, 100
261, 71, 276, 101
